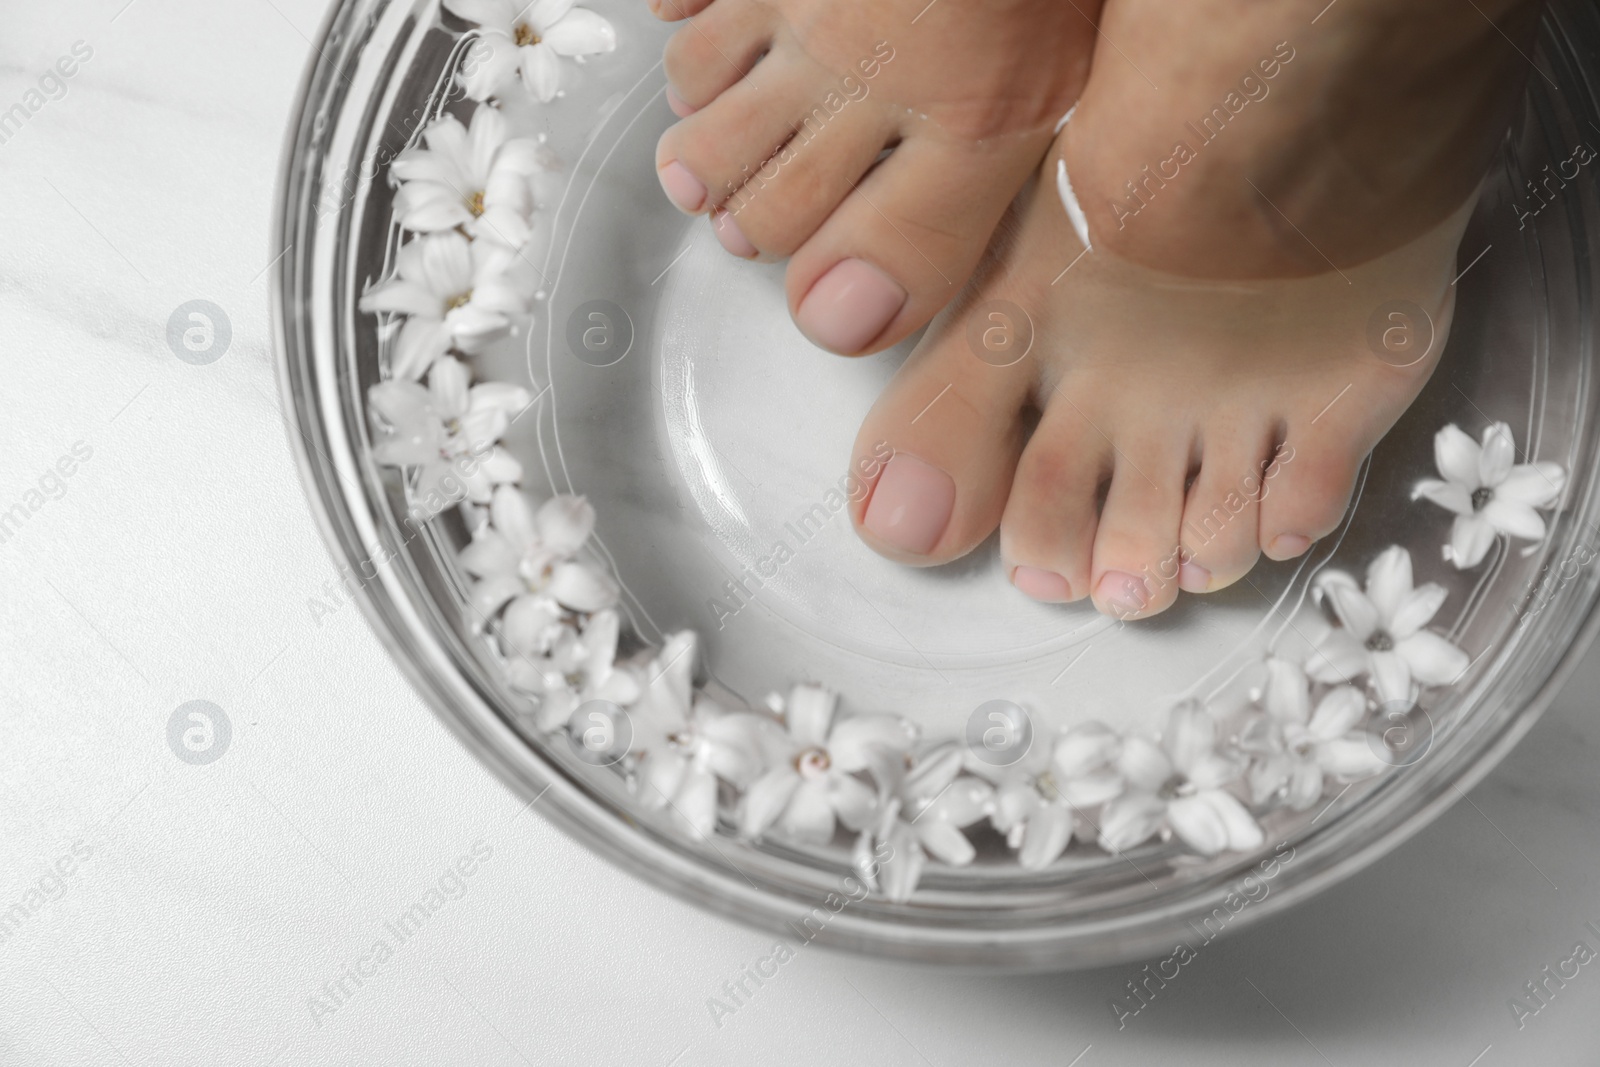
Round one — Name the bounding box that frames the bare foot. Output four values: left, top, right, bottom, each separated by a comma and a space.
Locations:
649, 0, 1100, 354
845, 0, 1540, 619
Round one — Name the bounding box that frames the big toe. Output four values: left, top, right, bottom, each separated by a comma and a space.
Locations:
849, 290, 1038, 564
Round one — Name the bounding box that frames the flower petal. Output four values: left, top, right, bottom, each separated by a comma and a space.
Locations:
1162, 700, 1217, 774
1482, 499, 1546, 541
1306, 628, 1369, 685
917, 819, 976, 867
1098, 792, 1167, 853
1496, 462, 1566, 507
1397, 630, 1470, 687
1414, 478, 1474, 516
1017, 805, 1074, 870
1052, 720, 1121, 777
1447, 515, 1498, 569
1059, 769, 1125, 809
1365, 546, 1414, 624
535, 495, 596, 555
878, 823, 926, 903
1479, 422, 1516, 487
740, 767, 800, 840
786, 684, 836, 748
548, 560, 619, 612
1117, 736, 1174, 793
1370, 649, 1414, 706
1263, 657, 1311, 724
830, 714, 916, 770
520, 42, 563, 103
1307, 685, 1368, 741
1389, 582, 1448, 640
1167, 795, 1229, 856
1435, 423, 1481, 486
828, 773, 879, 832
543, 7, 617, 56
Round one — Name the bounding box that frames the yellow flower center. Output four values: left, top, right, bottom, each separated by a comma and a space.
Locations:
467, 190, 485, 217
446, 290, 473, 311
514, 22, 541, 47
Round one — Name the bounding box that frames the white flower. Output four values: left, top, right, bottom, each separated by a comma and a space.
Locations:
1416, 422, 1565, 568
1097, 702, 1263, 857
359, 231, 535, 380
627, 632, 771, 838
966, 722, 1125, 870
860, 742, 994, 903
509, 607, 640, 732
446, 0, 617, 103
392, 105, 548, 248
1308, 546, 1470, 705
1241, 659, 1385, 810
459, 484, 619, 644
738, 685, 912, 846
368, 356, 526, 514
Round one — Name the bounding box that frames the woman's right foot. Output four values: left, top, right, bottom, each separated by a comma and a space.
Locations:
844, 0, 1542, 619
650, 0, 1101, 355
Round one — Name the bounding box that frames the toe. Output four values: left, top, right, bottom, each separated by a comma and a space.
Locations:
662, 0, 771, 111
999, 403, 1110, 605
713, 102, 896, 260
787, 132, 1050, 355
657, 54, 831, 216
848, 299, 1037, 565
1255, 424, 1360, 561
1087, 429, 1191, 620
1178, 425, 1279, 593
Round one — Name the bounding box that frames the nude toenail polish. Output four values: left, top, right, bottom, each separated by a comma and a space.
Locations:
714, 210, 756, 258
1095, 571, 1150, 616
1179, 562, 1210, 593
659, 160, 706, 213
1013, 566, 1073, 603
862, 453, 954, 556
664, 85, 695, 117
795, 258, 907, 354
1268, 534, 1311, 560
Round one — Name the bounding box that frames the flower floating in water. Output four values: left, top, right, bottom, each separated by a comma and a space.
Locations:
1097, 701, 1263, 857
459, 484, 619, 651
860, 742, 995, 902
368, 356, 527, 513
392, 104, 549, 248
359, 231, 536, 380
1241, 659, 1385, 810
1416, 422, 1565, 569
445, 0, 618, 103
1308, 546, 1470, 705
738, 684, 912, 845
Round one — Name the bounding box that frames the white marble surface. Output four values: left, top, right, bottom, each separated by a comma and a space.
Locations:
4, 2, 1600, 1064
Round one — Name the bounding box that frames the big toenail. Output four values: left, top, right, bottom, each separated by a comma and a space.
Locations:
1267, 534, 1311, 560
862, 453, 954, 556
1095, 571, 1150, 616
659, 161, 706, 213
664, 86, 696, 118
795, 259, 907, 354
1179, 562, 1210, 593
714, 210, 757, 258
1013, 566, 1073, 603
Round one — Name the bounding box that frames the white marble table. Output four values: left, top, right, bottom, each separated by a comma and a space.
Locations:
3, 2, 1598, 1064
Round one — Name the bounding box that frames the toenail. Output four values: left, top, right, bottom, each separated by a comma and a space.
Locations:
1012, 566, 1073, 603
1094, 571, 1150, 616
862, 453, 954, 556
664, 85, 695, 117
659, 160, 706, 213
713, 210, 757, 258
795, 258, 907, 354
1267, 534, 1311, 560
1178, 561, 1210, 593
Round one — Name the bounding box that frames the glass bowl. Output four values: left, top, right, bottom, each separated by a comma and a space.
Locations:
273, 0, 1600, 968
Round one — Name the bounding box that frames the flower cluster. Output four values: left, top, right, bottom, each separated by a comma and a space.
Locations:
357, 6, 1570, 902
